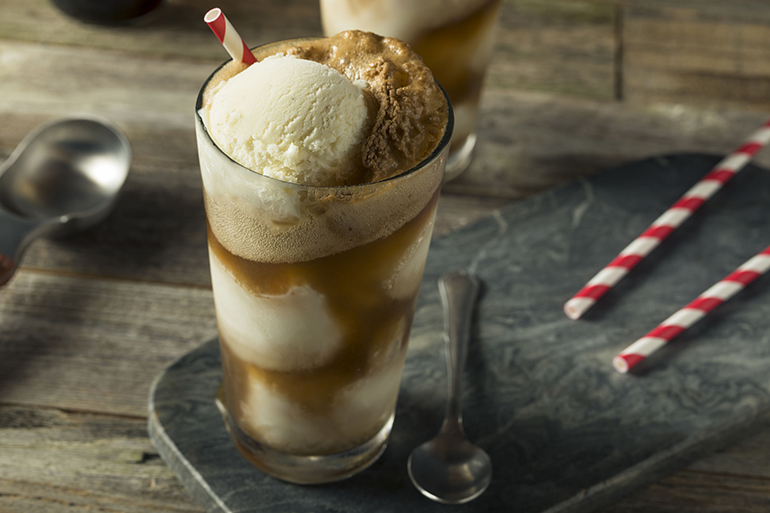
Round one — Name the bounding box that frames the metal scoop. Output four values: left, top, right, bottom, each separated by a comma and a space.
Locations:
407, 269, 492, 504
0, 116, 131, 285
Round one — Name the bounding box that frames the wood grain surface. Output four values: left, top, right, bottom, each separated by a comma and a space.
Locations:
1, 0, 770, 511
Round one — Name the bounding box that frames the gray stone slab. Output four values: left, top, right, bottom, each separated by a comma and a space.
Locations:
149, 154, 770, 513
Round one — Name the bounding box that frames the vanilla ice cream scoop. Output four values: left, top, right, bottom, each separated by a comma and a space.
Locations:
204, 54, 369, 186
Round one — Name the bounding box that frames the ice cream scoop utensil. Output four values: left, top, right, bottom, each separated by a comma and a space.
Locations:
0, 116, 131, 285
407, 269, 491, 504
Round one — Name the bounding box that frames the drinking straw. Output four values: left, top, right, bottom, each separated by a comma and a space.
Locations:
564, 119, 770, 321
612, 244, 770, 374
204, 8, 257, 65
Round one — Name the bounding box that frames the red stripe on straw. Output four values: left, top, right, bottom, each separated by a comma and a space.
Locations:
613, 243, 770, 373
614, 353, 645, 373
647, 324, 686, 340
702, 169, 736, 183
737, 142, 764, 156
240, 40, 257, 65
671, 197, 706, 211
640, 225, 675, 239
726, 269, 762, 286
564, 119, 770, 320
687, 296, 723, 312
206, 9, 227, 42
608, 254, 644, 269
573, 284, 611, 300
204, 8, 257, 65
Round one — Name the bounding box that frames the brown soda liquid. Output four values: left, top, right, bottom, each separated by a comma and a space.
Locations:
208, 187, 440, 455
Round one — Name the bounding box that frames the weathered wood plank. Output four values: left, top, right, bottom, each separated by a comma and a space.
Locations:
4, 407, 770, 513
1, 33, 768, 201
1, 1, 769, 512
21, 154, 213, 287
488, 0, 615, 100
16, 187, 511, 288
5, 0, 770, 112
0, 41, 767, 289
0, 192, 512, 414
0, 406, 203, 513
0, 0, 322, 61
0, 272, 217, 416
0, 0, 616, 101
601, 470, 770, 512
623, 3, 770, 108
688, 429, 770, 480
1, 36, 768, 187
598, 422, 770, 513
619, 0, 770, 25
0, 41, 206, 132
448, 89, 770, 197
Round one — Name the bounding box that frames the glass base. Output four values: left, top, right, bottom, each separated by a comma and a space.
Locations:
443, 133, 477, 182
215, 389, 392, 484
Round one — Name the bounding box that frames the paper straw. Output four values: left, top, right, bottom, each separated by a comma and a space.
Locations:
204, 8, 257, 65
564, 119, 770, 320
613, 244, 770, 373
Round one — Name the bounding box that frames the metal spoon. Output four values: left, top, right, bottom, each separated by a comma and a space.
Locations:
408, 269, 492, 504
0, 116, 131, 285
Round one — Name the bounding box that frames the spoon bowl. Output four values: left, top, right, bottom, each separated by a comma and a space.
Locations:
408, 425, 492, 504
0, 116, 131, 284
407, 269, 492, 504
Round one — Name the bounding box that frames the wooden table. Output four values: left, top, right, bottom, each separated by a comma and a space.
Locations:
2, 1, 770, 511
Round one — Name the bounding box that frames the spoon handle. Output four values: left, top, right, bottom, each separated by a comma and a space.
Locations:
438, 269, 480, 429
0, 209, 44, 286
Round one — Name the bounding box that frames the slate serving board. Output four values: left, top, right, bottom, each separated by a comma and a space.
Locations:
148, 154, 770, 513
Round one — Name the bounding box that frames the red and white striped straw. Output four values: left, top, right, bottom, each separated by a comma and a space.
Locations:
564, 119, 770, 320
204, 8, 257, 65
613, 244, 770, 373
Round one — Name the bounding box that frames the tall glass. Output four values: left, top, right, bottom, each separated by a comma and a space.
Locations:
321, 0, 502, 181
195, 39, 453, 484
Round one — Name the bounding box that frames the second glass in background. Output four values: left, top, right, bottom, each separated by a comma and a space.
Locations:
322, 0, 502, 181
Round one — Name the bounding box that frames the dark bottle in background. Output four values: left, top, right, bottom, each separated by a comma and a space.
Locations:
50, 0, 166, 25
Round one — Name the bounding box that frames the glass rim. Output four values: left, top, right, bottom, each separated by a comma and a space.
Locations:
195, 37, 454, 191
